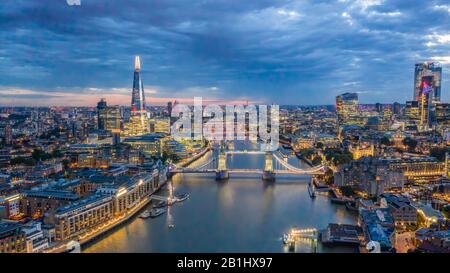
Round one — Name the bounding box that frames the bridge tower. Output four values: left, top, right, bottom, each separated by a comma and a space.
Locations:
216, 145, 229, 180
262, 151, 275, 181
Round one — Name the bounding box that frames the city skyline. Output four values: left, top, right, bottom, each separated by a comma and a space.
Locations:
1, 0, 449, 257
1, 0, 450, 106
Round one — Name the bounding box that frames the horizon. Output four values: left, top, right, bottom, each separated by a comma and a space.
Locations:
1, 0, 450, 106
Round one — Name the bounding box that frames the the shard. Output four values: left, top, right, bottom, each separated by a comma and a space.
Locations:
131, 56, 146, 112
123, 56, 150, 136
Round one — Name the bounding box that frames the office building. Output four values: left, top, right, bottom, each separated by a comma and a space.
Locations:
418, 75, 434, 129
414, 62, 442, 102
97, 98, 107, 130
54, 194, 114, 241
336, 93, 358, 126
435, 102, 450, 125
0, 222, 26, 253
393, 102, 401, 115
404, 101, 419, 120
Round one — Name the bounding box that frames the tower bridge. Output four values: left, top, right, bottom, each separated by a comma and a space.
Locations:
170, 147, 326, 181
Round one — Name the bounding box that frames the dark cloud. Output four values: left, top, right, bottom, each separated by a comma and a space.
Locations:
0, 0, 449, 105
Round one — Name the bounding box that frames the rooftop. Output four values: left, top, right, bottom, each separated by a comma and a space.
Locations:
56, 194, 112, 215
24, 190, 79, 201
0, 222, 22, 239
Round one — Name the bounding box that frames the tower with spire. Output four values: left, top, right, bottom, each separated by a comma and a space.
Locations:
123, 56, 150, 136
131, 56, 145, 112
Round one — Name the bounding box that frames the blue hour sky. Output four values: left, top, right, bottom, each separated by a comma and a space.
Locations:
1, 0, 450, 106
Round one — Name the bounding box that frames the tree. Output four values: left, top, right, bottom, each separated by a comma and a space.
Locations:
51, 149, 63, 158
430, 147, 449, 162
339, 186, 355, 197
62, 159, 70, 169
299, 148, 315, 160
333, 153, 352, 166
402, 137, 418, 151
323, 169, 334, 185
32, 149, 52, 161
161, 151, 170, 163
312, 156, 322, 166
380, 136, 392, 146
10, 157, 36, 166
442, 205, 450, 219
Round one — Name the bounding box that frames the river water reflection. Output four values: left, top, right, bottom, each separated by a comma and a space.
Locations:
84, 143, 357, 253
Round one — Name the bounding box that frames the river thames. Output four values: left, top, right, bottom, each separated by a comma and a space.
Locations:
84, 143, 358, 253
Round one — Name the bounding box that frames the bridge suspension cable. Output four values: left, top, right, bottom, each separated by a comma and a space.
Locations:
190, 157, 216, 170
272, 153, 325, 174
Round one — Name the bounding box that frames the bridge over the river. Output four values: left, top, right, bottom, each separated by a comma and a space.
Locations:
170, 148, 326, 181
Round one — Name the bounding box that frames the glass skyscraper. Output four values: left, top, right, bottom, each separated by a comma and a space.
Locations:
336, 92, 358, 126
414, 62, 442, 102
97, 98, 107, 130
413, 62, 442, 129
131, 56, 146, 112
123, 56, 150, 136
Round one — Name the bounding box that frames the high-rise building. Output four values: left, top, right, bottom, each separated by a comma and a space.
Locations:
105, 106, 121, 131
98, 99, 121, 134
418, 75, 434, 129
97, 98, 107, 130
375, 103, 382, 113
435, 102, 450, 125
392, 102, 401, 115
336, 93, 358, 126
123, 56, 150, 136
131, 56, 146, 113
152, 117, 170, 134
167, 101, 173, 117
414, 62, 442, 102
404, 101, 419, 120
3, 124, 12, 145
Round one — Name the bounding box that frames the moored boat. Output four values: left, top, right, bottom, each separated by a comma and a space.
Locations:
153, 199, 175, 208
308, 180, 316, 198
139, 210, 151, 219
345, 201, 358, 212
149, 208, 167, 218
153, 200, 166, 208
175, 193, 190, 202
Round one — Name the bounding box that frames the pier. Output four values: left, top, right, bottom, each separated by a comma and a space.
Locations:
283, 227, 319, 252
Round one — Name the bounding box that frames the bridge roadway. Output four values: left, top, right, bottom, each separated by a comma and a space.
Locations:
170, 168, 323, 175
225, 151, 266, 155
169, 149, 326, 176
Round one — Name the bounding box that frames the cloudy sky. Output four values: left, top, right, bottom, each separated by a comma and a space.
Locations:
1, 0, 450, 106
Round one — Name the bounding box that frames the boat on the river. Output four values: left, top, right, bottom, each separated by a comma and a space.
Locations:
139, 210, 151, 219
153, 199, 176, 208
345, 201, 358, 212
175, 193, 189, 202
308, 181, 316, 198
149, 208, 167, 218
330, 197, 351, 204
65, 241, 81, 253
153, 200, 166, 208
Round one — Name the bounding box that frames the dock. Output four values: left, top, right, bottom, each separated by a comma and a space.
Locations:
283, 227, 319, 252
